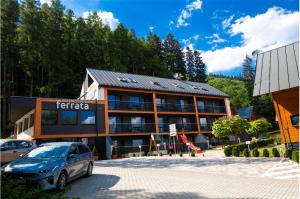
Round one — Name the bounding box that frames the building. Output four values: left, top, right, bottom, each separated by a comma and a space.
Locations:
10, 69, 231, 158
236, 106, 256, 121
253, 41, 299, 148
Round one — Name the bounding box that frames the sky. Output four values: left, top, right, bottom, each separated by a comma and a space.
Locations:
43, 0, 299, 76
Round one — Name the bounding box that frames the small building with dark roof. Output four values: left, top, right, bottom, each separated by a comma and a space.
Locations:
253, 41, 299, 148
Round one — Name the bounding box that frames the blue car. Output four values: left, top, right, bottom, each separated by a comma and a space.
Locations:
2, 142, 93, 190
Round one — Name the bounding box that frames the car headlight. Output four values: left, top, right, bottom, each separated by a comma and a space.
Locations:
39, 166, 59, 174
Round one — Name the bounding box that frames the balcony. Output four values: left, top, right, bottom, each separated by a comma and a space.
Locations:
157, 103, 195, 112
158, 123, 198, 133
198, 105, 226, 113
108, 101, 154, 111
200, 123, 213, 131
109, 123, 155, 134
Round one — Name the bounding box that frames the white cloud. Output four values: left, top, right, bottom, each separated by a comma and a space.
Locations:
206, 33, 227, 44
222, 15, 234, 29
40, 0, 51, 5
83, 11, 120, 30
149, 26, 154, 32
176, 0, 202, 27
192, 34, 200, 40
201, 7, 299, 73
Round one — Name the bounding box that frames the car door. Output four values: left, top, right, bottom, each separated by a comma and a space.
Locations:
78, 144, 90, 173
1, 141, 18, 163
66, 145, 81, 179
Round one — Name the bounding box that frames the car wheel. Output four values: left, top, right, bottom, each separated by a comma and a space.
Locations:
85, 162, 93, 177
57, 172, 67, 190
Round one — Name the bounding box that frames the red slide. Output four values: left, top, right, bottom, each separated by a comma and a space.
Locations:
179, 134, 202, 154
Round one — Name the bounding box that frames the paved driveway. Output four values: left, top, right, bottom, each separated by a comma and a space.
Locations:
67, 150, 299, 199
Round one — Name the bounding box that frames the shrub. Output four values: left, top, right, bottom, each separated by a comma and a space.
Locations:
232, 147, 240, 157
112, 147, 116, 155
292, 151, 299, 163
262, 149, 269, 157
272, 148, 280, 157
242, 148, 249, 157
159, 152, 163, 156
141, 151, 146, 157
191, 150, 195, 157
285, 149, 292, 159
169, 152, 172, 156
147, 152, 152, 156
92, 146, 98, 156
251, 148, 259, 157
224, 146, 232, 157
132, 153, 136, 157
179, 152, 183, 157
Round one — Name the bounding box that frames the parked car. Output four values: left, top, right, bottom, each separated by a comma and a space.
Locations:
2, 142, 93, 190
1, 139, 36, 164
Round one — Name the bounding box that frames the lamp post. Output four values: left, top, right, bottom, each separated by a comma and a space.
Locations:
139, 145, 142, 156
156, 144, 160, 156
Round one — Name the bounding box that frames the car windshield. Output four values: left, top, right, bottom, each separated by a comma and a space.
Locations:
24, 145, 69, 159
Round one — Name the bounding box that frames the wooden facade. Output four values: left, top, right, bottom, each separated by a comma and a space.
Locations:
272, 87, 299, 144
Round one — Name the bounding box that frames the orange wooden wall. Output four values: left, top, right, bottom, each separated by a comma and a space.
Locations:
273, 87, 299, 143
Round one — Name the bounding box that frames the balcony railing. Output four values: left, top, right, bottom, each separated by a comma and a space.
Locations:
157, 103, 195, 112
108, 101, 154, 111
158, 123, 198, 133
197, 105, 226, 113
200, 123, 213, 130
109, 123, 155, 133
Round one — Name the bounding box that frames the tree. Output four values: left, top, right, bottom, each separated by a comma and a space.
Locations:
207, 77, 250, 108
185, 46, 194, 80
247, 118, 272, 136
193, 50, 207, 82
163, 33, 186, 79
242, 54, 255, 98
212, 115, 249, 139
252, 94, 277, 127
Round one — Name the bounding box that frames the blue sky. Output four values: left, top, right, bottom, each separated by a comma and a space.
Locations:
45, 0, 299, 76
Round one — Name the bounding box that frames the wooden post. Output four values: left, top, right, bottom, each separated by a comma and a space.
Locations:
193, 96, 201, 133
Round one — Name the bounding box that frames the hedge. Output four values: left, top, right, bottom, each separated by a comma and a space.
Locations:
251, 148, 259, 157
262, 149, 269, 157
292, 151, 299, 163
232, 147, 240, 157
224, 147, 232, 157
242, 148, 249, 157
272, 148, 280, 157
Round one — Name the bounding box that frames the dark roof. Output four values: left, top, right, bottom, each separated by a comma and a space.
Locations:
236, 106, 254, 119
8, 96, 36, 122
253, 41, 299, 96
86, 68, 228, 97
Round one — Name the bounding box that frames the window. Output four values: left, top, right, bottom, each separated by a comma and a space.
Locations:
17, 141, 31, 149
128, 77, 138, 83
109, 116, 118, 133
62, 111, 77, 125
117, 77, 129, 83
151, 81, 166, 88
1, 141, 17, 150
197, 101, 205, 112
290, 114, 299, 126
42, 110, 58, 125
78, 144, 90, 154
173, 83, 184, 89
158, 117, 164, 132
24, 118, 29, 131
29, 114, 34, 127
131, 117, 145, 132
81, 111, 95, 125
68, 145, 79, 155
108, 95, 120, 109
129, 96, 144, 108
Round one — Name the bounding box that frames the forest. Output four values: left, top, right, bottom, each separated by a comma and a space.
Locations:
1, 0, 275, 135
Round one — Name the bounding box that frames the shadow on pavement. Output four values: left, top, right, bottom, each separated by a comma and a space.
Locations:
66, 174, 120, 198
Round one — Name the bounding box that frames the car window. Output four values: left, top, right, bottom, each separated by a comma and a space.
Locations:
17, 141, 30, 149
1, 141, 17, 150
69, 145, 79, 155
78, 145, 90, 154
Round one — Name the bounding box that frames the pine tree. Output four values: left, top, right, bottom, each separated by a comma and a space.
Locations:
242, 54, 255, 98
185, 46, 194, 80
193, 50, 207, 82
162, 33, 186, 79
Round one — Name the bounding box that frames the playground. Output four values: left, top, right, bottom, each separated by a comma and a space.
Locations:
67, 150, 299, 199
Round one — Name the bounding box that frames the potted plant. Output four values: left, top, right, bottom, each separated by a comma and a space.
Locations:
92, 146, 98, 161
111, 147, 118, 159
118, 147, 126, 158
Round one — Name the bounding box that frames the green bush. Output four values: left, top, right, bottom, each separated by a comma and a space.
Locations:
141, 151, 146, 157
224, 146, 232, 157
232, 147, 240, 157
292, 151, 299, 163
147, 152, 152, 156
132, 153, 136, 157
251, 148, 259, 157
169, 152, 172, 156
285, 149, 292, 159
179, 152, 183, 157
92, 146, 98, 156
262, 149, 269, 157
242, 148, 249, 157
159, 152, 163, 156
272, 148, 280, 157
191, 150, 195, 157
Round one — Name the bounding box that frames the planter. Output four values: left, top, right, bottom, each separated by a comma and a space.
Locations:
93, 156, 98, 161
111, 154, 118, 159
118, 154, 126, 158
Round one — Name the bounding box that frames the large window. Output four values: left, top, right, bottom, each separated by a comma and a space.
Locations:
62, 111, 77, 125
42, 110, 58, 125
108, 95, 120, 109
81, 111, 95, 125
129, 96, 144, 108
197, 101, 205, 112
158, 117, 165, 132
131, 117, 145, 132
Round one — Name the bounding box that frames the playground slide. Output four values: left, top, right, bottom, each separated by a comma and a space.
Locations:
179, 134, 202, 154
